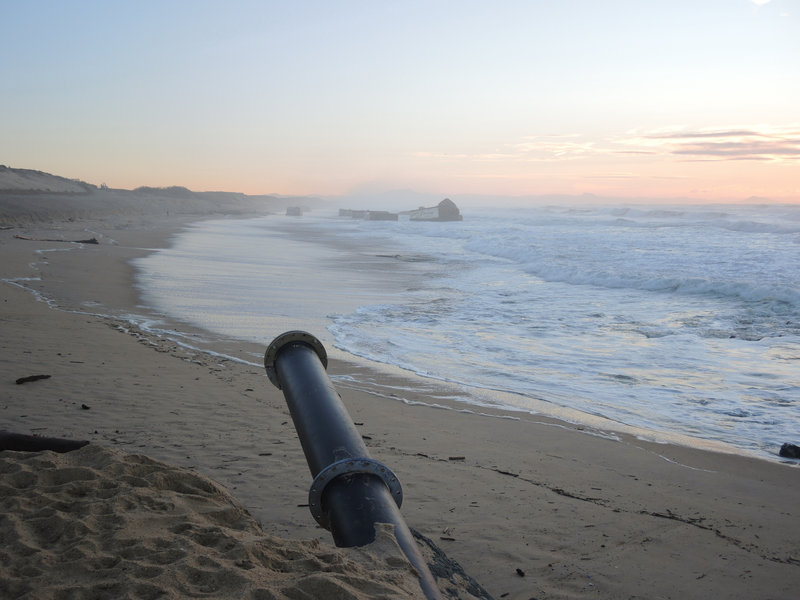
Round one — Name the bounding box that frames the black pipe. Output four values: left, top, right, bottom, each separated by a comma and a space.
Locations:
264, 331, 442, 600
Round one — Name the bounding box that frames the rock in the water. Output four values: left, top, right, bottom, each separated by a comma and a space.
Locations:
409, 198, 463, 221
779, 443, 800, 459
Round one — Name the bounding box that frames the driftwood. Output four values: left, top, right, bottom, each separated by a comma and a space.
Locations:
15, 374, 51, 385
0, 431, 90, 453
14, 234, 98, 244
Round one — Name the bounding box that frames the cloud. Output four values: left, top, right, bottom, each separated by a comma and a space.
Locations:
750, 0, 771, 5
412, 135, 598, 163
647, 130, 760, 139
641, 128, 800, 161
514, 127, 800, 163
413, 127, 800, 166
509, 136, 598, 160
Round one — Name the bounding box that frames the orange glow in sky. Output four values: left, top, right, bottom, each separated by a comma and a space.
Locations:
2, 1, 798, 203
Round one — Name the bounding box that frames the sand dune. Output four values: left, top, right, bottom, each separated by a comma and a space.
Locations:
0, 165, 94, 194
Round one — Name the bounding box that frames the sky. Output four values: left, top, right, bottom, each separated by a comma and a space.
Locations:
1, 0, 798, 202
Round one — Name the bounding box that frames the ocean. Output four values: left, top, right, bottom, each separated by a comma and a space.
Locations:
133, 203, 800, 460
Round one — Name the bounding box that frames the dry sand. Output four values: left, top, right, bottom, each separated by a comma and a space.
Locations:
1, 190, 799, 599
1, 445, 426, 599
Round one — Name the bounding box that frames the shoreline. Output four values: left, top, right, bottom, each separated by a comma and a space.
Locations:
132, 210, 784, 463
2, 200, 799, 599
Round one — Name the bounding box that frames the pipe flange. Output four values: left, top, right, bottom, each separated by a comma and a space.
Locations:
264, 330, 328, 389
308, 457, 403, 530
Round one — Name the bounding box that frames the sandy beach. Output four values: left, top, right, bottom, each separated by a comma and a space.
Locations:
2, 189, 799, 599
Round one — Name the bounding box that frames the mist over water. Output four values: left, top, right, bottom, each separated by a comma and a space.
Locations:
134, 204, 800, 460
